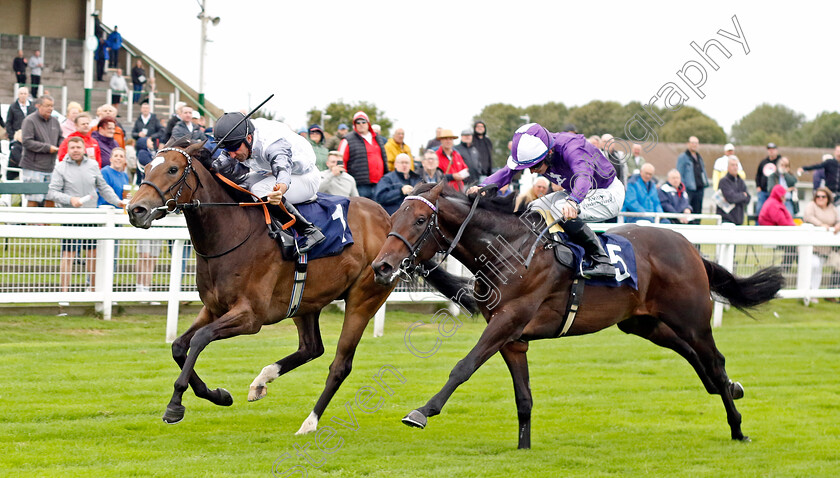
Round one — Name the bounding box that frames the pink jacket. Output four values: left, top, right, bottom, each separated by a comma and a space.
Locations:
758, 184, 795, 226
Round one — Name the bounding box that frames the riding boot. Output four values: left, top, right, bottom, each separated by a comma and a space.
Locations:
281, 198, 325, 253
563, 218, 615, 279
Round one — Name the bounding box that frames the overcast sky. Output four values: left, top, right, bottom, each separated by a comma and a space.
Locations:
102, 0, 838, 150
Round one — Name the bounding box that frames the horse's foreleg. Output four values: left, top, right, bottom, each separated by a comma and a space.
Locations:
249, 313, 325, 402
170, 307, 230, 406
163, 305, 260, 424
297, 282, 389, 435
499, 340, 532, 450
404, 308, 526, 430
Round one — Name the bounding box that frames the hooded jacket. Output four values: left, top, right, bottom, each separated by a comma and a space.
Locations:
472, 120, 493, 176
758, 184, 795, 226
307, 124, 329, 171
58, 131, 102, 167
623, 173, 666, 223
658, 181, 691, 214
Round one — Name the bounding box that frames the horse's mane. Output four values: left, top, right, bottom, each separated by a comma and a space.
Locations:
165, 136, 257, 204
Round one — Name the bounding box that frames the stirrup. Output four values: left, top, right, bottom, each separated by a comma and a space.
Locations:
580, 259, 615, 279
296, 228, 325, 253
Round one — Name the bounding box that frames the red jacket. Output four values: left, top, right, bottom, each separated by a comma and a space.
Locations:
758, 184, 795, 226
436, 148, 468, 191
57, 131, 102, 167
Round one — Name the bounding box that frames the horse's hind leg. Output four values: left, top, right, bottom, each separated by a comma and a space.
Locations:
618, 316, 719, 395
499, 340, 532, 450
171, 307, 232, 407
163, 305, 261, 424
296, 279, 390, 435
249, 312, 325, 401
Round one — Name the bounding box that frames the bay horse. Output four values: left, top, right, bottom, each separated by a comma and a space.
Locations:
371, 182, 784, 449
127, 139, 474, 433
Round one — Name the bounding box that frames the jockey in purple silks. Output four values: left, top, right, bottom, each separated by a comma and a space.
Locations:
468, 123, 625, 278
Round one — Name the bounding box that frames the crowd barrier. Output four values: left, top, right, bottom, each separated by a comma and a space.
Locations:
1, 207, 838, 341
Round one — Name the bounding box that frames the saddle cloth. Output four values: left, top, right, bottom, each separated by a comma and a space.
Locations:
534, 209, 638, 289
292, 193, 354, 260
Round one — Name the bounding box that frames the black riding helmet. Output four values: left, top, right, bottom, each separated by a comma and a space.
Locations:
214, 112, 255, 153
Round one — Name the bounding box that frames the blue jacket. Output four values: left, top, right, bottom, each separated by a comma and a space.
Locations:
623, 174, 667, 223
676, 149, 708, 191
373, 170, 421, 215
658, 181, 692, 214
98, 166, 130, 206
106, 31, 122, 50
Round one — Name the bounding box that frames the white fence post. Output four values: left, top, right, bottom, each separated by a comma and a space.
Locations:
712, 241, 735, 328
61, 85, 68, 115
373, 304, 385, 338
61, 38, 67, 71
166, 239, 185, 343
98, 209, 117, 320
797, 244, 814, 302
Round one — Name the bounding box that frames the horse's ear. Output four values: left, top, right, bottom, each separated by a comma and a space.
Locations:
186, 140, 213, 170
428, 181, 445, 201
185, 140, 207, 156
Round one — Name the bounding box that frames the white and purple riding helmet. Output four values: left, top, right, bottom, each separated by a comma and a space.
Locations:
507, 123, 555, 170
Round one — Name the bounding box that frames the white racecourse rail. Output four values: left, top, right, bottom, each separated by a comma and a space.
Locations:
0, 207, 838, 342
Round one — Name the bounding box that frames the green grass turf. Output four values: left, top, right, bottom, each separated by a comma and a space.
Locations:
1, 300, 838, 477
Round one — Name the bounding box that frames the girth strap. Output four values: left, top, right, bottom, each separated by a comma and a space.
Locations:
286, 252, 308, 318
555, 278, 584, 337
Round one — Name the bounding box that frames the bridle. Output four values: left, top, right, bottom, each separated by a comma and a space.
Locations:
387, 191, 481, 277
139, 147, 203, 216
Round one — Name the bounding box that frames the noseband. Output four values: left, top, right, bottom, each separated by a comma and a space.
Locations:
139, 147, 203, 216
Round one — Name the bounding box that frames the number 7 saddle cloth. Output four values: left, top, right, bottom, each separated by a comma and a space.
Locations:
533, 209, 639, 289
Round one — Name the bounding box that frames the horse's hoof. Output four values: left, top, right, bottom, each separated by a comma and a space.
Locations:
216, 388, 233, 407
730, 381, 744, 400
162, 404, 185, 424
295, 411, 319, 435
402, 410, 427, 429
734, 435, 751, 442
248, 384, 267, 402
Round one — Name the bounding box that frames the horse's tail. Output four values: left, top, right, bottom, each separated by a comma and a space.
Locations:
422, 262, 478, 315
702, 258, 784, 311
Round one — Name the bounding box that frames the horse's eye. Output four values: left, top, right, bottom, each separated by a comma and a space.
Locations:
168, 166, 178, 175
415, 217, 426, 226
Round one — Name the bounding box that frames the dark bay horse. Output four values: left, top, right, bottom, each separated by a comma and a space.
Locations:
371, 182, 784, 448
127, 140, 473, 433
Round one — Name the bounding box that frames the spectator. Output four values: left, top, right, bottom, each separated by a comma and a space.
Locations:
307, 124, 329, 171
802, 187, 840, 304
12, 49, 27, 85
296, 126, 308, 137
384, 127, 413, 171
57, 112, 102, 167
676, 136, 709, 218
425, 127, 443, 152
587, 135, 601, 149
134, 136, 155, 185
600, 133, 627, 185
454, 129, 480, 185
6, 130, 24, 180
755, 142, 781, 214
625, 143, 646, 178
98, 147, 131, 206
712, 143, 744, 190
318, 151, 358, 197
435, 129, 470, 191
47, 136, 124, 293
766, 156, 798, 216
325, 123, 348, 151
798, 145, 840, 205
562, 124, 577, 134
515, 176, 549, 212
28, 50, 43, 96
106, 26, 122, 68
191, 110, 207, 136
93, 104, 126, 147
372, 124, 383, 138
715, 156, 750, 225
5, 87, 35, 140
339, 111, 388, 199
91, 116, 119, 167
418, 149, 445, 183
135, 238, 161, 294
758, 184, 795, 226
623, 163, 667, 223
161, 101, 186, 144
373, 153, 420, 215
95, 36, 108, 81
20, 95, 63, 207
131, 59, 146, 103
472, 121, 493, 180
61, 102, 82, 137
170, 105, 206, 141
124, 138, 138, 183
131, 102, 162, 143
658, 168, 693, 224
110, 68, 128, 108
811, 155, 829, 191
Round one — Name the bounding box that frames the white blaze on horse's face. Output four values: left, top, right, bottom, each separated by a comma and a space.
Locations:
148, 156, 165, 172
